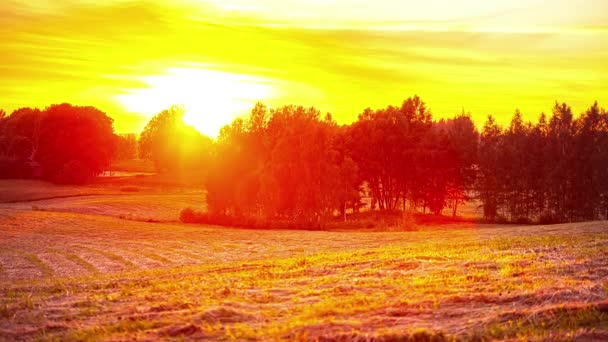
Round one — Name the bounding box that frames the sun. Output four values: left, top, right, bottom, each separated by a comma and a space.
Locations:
117, 67, 273, 138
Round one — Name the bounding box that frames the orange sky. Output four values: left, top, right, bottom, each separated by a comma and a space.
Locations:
1, 0, 607, 136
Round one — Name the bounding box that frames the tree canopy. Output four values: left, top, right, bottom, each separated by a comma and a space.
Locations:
139, 106, 212, 174
0, 103, 116, 183
2, 97, 607, 225
205, 104, 359, 225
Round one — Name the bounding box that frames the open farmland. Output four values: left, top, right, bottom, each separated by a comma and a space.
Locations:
0, 182, 607, 341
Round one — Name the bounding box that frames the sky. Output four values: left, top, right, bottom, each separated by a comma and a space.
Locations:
1, 0, 607, 136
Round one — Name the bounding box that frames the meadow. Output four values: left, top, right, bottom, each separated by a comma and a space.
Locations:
0, 179, 607, 341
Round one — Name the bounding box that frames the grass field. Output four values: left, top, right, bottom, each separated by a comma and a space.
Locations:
0, 181, 607, 341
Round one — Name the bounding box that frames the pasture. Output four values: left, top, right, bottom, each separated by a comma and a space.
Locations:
0, 180, 607, 341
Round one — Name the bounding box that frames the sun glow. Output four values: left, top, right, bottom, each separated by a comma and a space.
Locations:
117, 67, 273, 138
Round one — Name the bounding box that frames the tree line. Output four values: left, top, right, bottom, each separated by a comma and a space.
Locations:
196, 97, 608, 225
1, 98, 607, 224
478, 103, 608, 223
0, 104, 117, 183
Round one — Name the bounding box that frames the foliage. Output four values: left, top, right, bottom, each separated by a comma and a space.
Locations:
202, 97, 608, 224
205, 103, 360, 225
347, 96, 475, 216
37, 104, 115, 183
138, 106, 212, 173
0, 104, 116, 183
113, 133, 137, 160
1, 97, 607, 222
476, 102, 608, 222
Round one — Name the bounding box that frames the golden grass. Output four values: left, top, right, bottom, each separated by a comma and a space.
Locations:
0, 180, 116, 203
0, 180, 606, 340
47, 249, 99, 275
5, 193, 206, 223
19, 253, 54, 278
0, 202, 607, 340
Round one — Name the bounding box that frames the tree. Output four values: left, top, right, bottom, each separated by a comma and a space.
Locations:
441, 112, 479, 216
206, 117, 254, 216
418, 128, 459, 215
114, 133, 137, 160
571, 102, 608, 220
545, 102, 575, 221
501, 110, 533, 221
0, 107, 43, 178
477, 116, 502, 221
36, 103, 116, 183
0, 107, 42, 154
528, 113, 549, 219
205, 103, 361, 226
347, 96, 435, 212
139, 106, 212, 173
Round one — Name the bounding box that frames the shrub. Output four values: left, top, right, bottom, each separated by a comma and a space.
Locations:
179, 207, 198, 223
179, 207, 325, 230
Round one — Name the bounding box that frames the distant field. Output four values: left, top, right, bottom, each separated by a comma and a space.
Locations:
0, 180, 607, 340
3, 194, 205, 223
0, 176, 204, 204
0, 180, 119, 203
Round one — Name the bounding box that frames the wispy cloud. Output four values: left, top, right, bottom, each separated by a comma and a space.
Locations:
0, 0, 607, 132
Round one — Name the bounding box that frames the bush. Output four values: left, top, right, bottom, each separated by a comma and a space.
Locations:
55, 160, 93, 184
179, 207, 198, 223
179, 208, 325, 230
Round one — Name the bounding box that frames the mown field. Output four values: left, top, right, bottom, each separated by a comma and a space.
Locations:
0, 180, 607, 341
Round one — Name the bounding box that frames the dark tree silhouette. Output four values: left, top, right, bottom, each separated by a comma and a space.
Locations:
2, 98, 607, 224
0, 104, 115, 182
347, 96, 466, 215
438, 112, 479, 217
37, 104, 115, 183
477, 115, 502, 221
474, 101, 608, 223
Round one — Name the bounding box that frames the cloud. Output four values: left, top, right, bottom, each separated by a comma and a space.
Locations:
0, 0, 607, 132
